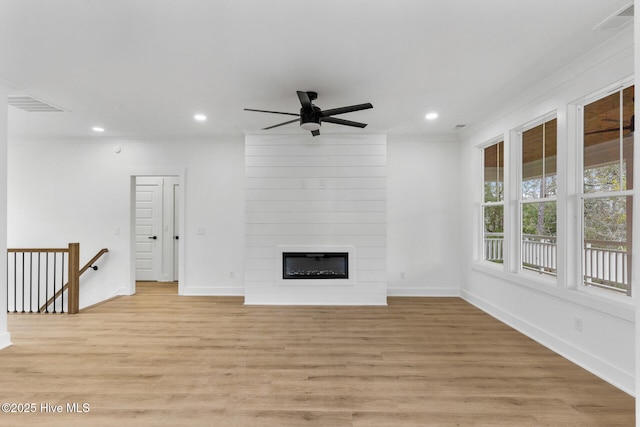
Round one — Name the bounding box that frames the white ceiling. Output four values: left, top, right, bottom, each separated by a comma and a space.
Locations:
0, 0, 633, 139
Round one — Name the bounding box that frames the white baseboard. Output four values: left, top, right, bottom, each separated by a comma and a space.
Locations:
387, 287, 460, 297
461, 289, 635, 396
181, 287, 244, 296
243, 295, 387, 305
117, 286, 134, 296
179, 286, 461, 298
0, 332, 12, 350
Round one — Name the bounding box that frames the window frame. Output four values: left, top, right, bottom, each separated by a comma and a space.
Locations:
516, 112, 559, 281
480, 137, 506, 267
576, 79, 634, 297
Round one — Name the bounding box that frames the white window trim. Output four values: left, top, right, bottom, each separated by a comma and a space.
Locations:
575, 79, 634, 298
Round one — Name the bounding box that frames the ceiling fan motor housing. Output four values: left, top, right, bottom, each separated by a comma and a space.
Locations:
300, 105, 322, 131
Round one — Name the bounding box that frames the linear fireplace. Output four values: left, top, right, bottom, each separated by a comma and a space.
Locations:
282, 252, 349, 280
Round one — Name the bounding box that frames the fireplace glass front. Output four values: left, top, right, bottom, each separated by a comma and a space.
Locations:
282, 252, 349, 280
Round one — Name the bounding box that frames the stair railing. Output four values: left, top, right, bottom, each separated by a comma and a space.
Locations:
6, 244, 108, 314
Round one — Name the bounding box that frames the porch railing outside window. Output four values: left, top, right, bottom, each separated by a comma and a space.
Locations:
521, 234, 557, 275
483, 233, 504, 263
482, 234, 629, 295
583, 240, 629, 295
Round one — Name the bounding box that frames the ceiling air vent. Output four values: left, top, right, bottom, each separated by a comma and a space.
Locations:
593, 3, 634, 31
8, 95, 65, 112
454, 124, 467, 130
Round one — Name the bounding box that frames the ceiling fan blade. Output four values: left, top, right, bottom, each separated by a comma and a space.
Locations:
322, 117, 368, 128
321, 103, 373, 117
297, 91, 313, 110
585, 125, 633, 135
244, 108, 299, 117
311, 129, 320, 137
262, 118, 300, 130
585, 128, 617, 135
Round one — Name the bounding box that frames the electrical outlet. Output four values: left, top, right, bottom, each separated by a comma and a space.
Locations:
574, 316, 583, 332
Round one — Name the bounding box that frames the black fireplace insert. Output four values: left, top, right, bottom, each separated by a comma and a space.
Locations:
282, 252, 349, 279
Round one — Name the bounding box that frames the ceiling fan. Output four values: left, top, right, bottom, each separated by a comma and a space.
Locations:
244, 91, 373, 137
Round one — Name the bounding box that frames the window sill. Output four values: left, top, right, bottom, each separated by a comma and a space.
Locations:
470, 261, 635, 322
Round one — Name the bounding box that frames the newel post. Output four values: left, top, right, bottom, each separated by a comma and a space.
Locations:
68, 243, 80, 314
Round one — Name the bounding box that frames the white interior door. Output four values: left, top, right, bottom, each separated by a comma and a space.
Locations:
172, 181, 180, 281
159, 177, 180, 282
135, 176, 180, 282
135, 177, 163, 281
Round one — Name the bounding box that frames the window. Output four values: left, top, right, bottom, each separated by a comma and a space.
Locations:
482, 140, 504, 264
581, 84, 634, 296
475, 80, 634, 302
521, 118, 557, 276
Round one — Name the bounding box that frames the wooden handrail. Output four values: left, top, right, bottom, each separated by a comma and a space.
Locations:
39, 248, 109, 314
79, 248, 109, 275
7, 248, 69, 253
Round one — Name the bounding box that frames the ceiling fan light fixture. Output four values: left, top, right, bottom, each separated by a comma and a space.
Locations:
300, 121, 321, 131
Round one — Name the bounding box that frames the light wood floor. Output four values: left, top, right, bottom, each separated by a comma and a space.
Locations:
0, 282, 634, 426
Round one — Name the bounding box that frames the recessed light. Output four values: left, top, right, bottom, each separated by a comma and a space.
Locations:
92, 126, 105, 132
425, 112, 438, 120
194, 114, 207, 122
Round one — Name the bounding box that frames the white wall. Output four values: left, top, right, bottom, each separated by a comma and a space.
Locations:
7, 130, 465, 308
7, 137, 246, 307
0, 85, 10, 349
244, 134, 387, 305
460, 28, 635, 394
387, 134, 461, 296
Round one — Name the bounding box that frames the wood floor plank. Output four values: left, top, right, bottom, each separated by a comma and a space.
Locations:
0, 284, 634, 426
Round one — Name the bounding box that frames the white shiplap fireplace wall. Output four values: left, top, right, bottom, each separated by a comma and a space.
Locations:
244, 134, 387, 305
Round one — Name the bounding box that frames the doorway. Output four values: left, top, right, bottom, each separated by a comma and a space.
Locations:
134, 176, 180, 284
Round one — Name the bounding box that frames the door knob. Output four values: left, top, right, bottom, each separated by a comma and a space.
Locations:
148, 236, 157, 240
